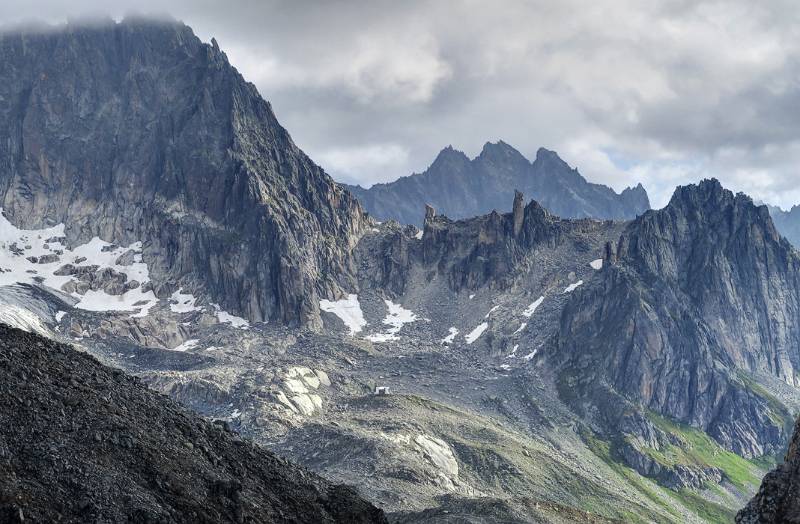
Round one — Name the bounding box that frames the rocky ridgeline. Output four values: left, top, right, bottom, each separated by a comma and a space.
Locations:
360, 190, 619, 297
738, 416, 800, 522
346, 141, 650, 227
0, 18, 368, 327
557, 179, 799, 468
0, 324, 386, 523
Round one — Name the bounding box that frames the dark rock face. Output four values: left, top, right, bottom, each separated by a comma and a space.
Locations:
0, 18, 368, 326
0, 324, 386, 523
345, 142, 650, 226
358, 193, 619, 298
739, 417, 800, 523
558, 179, 798, 458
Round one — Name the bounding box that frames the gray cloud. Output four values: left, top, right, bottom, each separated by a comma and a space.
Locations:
2, 0, 800, 208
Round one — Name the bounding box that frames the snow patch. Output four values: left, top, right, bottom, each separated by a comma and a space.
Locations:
522, 296, 545, 318
523, 348, 538, 361
465, 322, 488, 344
414, 230, 423, 240
590, 258, 603, 270
54, 310, 66, 322
211, 303, 249, 329
441, 327, 459, 345
507, 344, 519, 358
365, 300, 419, 342
484, 305, 499, 318
0, 212, 159, 317
170, 339, 199, 352
563, 281, 583, 293
170, 289, 201, 313
319, 294, 366, 335
513, 322, 527, 334
0, 305, 49, 336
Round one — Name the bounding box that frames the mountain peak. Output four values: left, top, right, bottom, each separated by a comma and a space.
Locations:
431, 145, 470, 168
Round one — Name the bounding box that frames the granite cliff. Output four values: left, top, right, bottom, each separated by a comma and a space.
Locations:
0, 17, 368, 327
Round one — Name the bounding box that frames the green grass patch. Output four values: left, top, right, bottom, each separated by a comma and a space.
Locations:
666, 489, 736, 523
645, 411, 764, 491
737, 372, 794, 428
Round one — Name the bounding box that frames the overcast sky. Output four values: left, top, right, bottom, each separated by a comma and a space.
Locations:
3, 1, 800, 209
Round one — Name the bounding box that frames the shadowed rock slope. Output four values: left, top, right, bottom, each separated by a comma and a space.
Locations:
0, 324, 386, 523
738, 416, 800, 523
0, 17, 368, 326
345, 142, 649, 226
557, 179, 800, 464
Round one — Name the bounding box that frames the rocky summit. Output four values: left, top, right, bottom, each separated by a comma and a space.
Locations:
345, 142, 650, 227
0, 17, 368, 327
0, 324, 386, 523
558, 179, 800, 451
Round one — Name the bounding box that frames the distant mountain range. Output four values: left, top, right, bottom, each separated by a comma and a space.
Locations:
344, 141, 650, 226
766, 204, 800, 247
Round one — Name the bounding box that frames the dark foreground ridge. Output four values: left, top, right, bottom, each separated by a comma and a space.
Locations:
0, 325, 386, 523
738, 416, 800, 523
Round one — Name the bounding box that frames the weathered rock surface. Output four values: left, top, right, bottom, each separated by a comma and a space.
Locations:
0, 17, 368, 327
738, 416, 800, 523
558, 179, 798, 458
0, 324, 386, 523
345, 142, 650, 226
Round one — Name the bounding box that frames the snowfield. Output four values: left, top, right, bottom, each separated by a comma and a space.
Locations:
465, 322, 488, 344
319, 294, 366, 335
365, 300, 419, 342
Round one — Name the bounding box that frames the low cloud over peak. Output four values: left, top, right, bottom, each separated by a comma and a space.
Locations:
4, 0, 800, 208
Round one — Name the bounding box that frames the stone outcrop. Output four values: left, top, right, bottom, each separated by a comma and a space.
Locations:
346, 141, 650, 226
557, 179, 798, 458
0, 17, 368, 326
739, 416, 800, 523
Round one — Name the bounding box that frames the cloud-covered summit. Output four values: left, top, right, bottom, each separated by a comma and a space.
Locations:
4, 1, 800, 208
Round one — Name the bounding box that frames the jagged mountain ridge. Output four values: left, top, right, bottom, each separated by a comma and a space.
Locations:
0, 17, 368, 327
345, 142, 650, 226
0, 324, 386, 523
557, 179, 800, 464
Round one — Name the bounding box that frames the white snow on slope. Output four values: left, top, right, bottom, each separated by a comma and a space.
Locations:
465, 322, 488, 344
523, 348, 538, 360
319, 294, 366, 335
522, 296, 545, 318
55, 310, 66, 322
0, 305, 49, 336
590, 258, 603, 270
441, 327, 458, 345
484, 305, 500, 318
211, 303, 250, 329
366, 300, 419, 342
0, 212, 159, 317
171, 339, 199, 352
414, 230, 423, 240
564, 281, 583, 293
513, 322, 527, 334
170, 289, 201, 313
